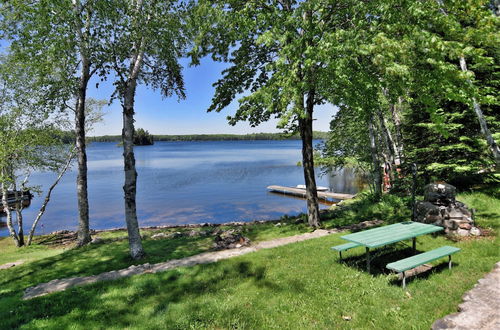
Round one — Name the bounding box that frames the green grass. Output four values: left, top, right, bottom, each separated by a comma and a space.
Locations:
0, 187, 498, 329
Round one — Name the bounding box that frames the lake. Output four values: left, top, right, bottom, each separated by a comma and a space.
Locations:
0, 140, 363, 236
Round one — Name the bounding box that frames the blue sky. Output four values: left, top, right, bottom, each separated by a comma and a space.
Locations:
87, 56, 338, 136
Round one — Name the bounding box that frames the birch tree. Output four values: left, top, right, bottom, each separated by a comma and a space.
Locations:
193, 0, 370, 227
1, 0, 112, 246
0, 57, 73, 247
105, 0, 187, 259
434, 0, 500, 167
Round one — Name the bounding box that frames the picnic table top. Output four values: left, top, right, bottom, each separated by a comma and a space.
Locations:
341, 221, 443, 248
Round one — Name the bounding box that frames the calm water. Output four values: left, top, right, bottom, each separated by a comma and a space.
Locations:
0, 140, 362, 236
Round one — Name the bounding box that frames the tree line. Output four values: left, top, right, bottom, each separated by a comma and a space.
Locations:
0, 0, 498, 259
88, 131, 329, 142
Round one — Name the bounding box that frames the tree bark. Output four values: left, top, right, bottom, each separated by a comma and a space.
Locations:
376, 108, 397, 184
391, 97, 405, 164
14, 190, 25, 246
75, 57, 92, 246
117, 0, 148, 259
298, 90, 321, 228
459, 56, 500, 167
1, 181, 20, 247
368, 114, 382, 198
122, 79, 145, 259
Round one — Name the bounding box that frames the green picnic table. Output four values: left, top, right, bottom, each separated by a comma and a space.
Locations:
340, 221, 443, 273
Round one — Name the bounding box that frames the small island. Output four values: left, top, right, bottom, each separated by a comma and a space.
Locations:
133, 128, 154, 146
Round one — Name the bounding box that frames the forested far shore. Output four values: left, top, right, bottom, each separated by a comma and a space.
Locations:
87, 131, 329, 142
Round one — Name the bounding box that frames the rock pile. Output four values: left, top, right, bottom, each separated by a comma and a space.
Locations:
213, 229, 251, 250
415, 183, 480, 236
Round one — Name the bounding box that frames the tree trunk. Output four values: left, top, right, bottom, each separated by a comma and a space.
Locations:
376, 108, 396, 184
368, 115, 382, 198
122, 80, 145, 260
75, 58, 92, 246
13, 190, 25, 246
1, 181, 20, 247
391, 97, 405, 164
459, 56, 500, 167
298, 90, 320, 228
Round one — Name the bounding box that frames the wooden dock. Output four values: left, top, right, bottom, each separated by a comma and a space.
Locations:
267, 185, 355, 201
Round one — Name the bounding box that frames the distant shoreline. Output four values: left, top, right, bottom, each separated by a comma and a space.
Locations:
87, 132, 328, 142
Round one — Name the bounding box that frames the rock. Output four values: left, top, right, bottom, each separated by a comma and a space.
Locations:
459, 223, 472, 230
187, 230, 198, 237
51, 230, 72, 235
415, 202, 443, 224
151, 233, 169, 239
470, 227, 481, 236
169, 232, 184, 239
423, 183, 456, 205
347, 220, 384, 231
90, 237, 103, 244
416, 183, 476, 237
275, 222, 282, 227
213, 229, 250, 250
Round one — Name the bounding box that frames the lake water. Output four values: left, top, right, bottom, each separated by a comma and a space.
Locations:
0, 140, 362, 236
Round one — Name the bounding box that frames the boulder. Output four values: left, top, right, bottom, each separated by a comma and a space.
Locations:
415, 202, 444, 225
416, 183, 477, 237
213, 229, 251, 250
470, 227, 481, 236
151, 233, 169, 240
423, 183, 456, 205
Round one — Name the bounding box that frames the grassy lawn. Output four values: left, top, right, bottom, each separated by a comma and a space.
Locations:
0, 187, 498, 329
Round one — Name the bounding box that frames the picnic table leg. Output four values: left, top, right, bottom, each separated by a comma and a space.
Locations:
448, 255, 452, 269
366, 247, 370, 273
402, 271, 406, 289
412, 237, 416, 254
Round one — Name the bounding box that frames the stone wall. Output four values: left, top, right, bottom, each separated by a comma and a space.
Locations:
415, 183, 480, 236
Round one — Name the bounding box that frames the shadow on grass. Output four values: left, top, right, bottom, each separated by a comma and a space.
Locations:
1, 260, 281, 329
387, 262, 458, 287
338, 244, 460, 287
0, 235, 213, 295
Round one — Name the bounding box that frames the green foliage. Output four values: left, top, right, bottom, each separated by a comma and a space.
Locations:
192, 0, 364, 130
105, 0, 188, 102
0, 56, 71, 182
89, 131, 329, 142
133, 128, 154, 146
323, 192, 412, 227
319, 0, 499, 190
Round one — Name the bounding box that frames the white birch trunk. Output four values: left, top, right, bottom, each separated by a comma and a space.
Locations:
368, 115, 382, 197
1, 180, 20, 246
459, 57, 500, 167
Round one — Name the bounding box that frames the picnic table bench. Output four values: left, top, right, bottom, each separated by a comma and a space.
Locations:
331, 221, 461, 288
386, 246, 461, 288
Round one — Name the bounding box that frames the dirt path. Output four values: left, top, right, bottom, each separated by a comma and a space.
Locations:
432, 262, 500, 330
0, 260, 24, 270
23, 229, 337, 300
